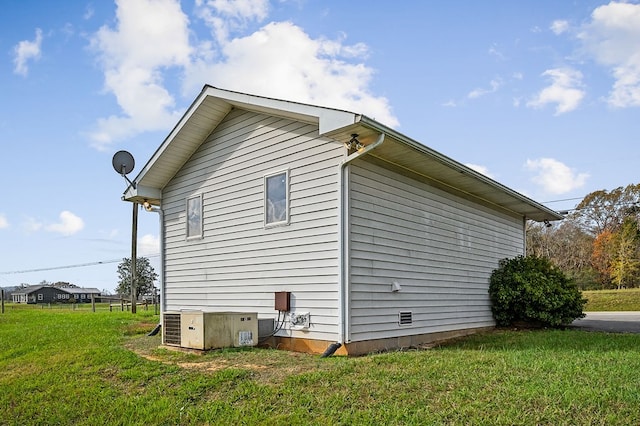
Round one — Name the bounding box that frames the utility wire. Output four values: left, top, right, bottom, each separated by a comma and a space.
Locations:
0, 254, 160, 275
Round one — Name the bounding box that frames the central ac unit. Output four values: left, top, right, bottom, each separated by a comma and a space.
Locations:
163, 311, 258, 350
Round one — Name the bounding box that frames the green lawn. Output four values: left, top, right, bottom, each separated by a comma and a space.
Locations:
583, 288, 640, 311
2, 306, 640, 425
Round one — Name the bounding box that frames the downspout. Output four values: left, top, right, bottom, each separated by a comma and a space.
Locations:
144, 204, 166, 321
337, 132, 385, 348
523, 216, 527, 256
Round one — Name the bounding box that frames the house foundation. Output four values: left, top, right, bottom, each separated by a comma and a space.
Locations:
260, 326, 495, 356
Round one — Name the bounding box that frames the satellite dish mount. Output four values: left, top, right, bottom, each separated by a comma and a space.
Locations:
112, 150, 136, 189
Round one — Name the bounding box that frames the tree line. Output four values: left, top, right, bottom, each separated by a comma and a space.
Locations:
527, 183, 640, 290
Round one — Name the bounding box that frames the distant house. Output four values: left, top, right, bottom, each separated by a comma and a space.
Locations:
122, 86, 562, 355
11, 285, 101, 304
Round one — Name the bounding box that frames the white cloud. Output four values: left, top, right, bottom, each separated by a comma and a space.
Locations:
488, 43, 505, 60
13, 28, 43, 76
550, 20, 569, 35
525, 158, 589, 194
468, 78, 503, 99
84, 5, 95, 20
578, 1, 640, 108
46, 211, 85, 236
23, 217, 43, 234
0, 214, 8, 229
186, 21, 398, 127
139, 234, 160, 256
195, 0, 269, 43
527, 68, 585, 115
88, 0, 192, 150
465, 164, 495, 179
88, 0, 398, 149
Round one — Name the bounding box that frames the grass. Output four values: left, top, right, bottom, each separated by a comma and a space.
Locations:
583, 288, 640, 311
2, 306, 640, 425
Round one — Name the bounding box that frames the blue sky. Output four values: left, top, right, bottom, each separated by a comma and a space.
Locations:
1, 0, 639, 293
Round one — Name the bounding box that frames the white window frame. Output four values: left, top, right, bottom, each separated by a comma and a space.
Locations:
186, 193, 203, 240
37, 293, 43, 301
264, 170, 290, 227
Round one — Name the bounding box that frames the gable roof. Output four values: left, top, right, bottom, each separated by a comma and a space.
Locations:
124, 85, 562, 222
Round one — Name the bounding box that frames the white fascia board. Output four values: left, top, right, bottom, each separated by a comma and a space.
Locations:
203, 86, 359, 135
133, 89, 213, 187
123, 185, 162, 203
318, 110, 360, 135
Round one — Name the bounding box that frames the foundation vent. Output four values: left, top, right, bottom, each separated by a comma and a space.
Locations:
398, 311, 413, 326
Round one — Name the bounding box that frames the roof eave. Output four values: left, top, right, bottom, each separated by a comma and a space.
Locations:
356, 116, 563, 222
122, 86, 359, 205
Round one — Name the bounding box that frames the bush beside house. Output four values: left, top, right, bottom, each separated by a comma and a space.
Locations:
489, 255, 586, 327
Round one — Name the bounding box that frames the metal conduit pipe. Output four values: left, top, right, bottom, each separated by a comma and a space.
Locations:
336, 132, 385, 352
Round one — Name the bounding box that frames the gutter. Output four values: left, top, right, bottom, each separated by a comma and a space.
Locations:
337, 132, 385, 345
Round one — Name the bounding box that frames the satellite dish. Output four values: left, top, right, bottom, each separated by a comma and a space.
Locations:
112, 150, 135, 175
112, 150, 136, 189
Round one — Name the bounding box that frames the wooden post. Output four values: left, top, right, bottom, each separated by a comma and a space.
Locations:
1, 289, 4, 314
91, 294, 95, 312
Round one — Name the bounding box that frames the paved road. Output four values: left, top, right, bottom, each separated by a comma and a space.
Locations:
571, 312, 640, 333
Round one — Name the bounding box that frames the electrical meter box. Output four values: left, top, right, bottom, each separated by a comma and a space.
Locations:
179, 311, 258, 350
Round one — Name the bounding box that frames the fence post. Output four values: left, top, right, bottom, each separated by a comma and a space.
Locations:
91, 294, 96, 312
1, 289, 4, 314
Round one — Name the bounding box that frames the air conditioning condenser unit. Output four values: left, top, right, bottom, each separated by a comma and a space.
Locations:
179, 311, 258, 350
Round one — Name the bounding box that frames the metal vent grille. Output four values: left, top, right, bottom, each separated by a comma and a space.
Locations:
163, 313, 181, 346
398, 311, 413, 326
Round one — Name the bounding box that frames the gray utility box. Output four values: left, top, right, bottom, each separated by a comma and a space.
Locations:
180, 311, 258, 350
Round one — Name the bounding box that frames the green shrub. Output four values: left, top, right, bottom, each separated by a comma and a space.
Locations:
489, 255, 586, 327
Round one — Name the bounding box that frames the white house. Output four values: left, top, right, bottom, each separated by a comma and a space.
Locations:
123, 86, 562, 355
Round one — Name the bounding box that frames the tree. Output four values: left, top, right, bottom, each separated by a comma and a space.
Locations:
115, 257, 158, 299
52, 281, 76, 288
591, 230, 615, 289
527, 183, 640, 289
610, 217, 640, 289
526, 220, 597, 288
572, 184, 640, 236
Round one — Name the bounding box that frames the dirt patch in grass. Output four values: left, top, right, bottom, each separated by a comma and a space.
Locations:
123, 333, 335, 383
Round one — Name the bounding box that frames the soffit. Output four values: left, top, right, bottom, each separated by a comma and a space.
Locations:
325, 121, 562, 222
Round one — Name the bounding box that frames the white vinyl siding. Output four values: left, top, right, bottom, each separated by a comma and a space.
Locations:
347, 159, 524, 342
162, 108, 343, 341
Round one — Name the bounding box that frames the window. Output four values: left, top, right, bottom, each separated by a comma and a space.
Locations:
37, 293, 43, 301
186, 194, 203, 239
265, 170, 289, 226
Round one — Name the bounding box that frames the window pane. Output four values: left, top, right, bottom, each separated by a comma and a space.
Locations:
266, 172, 287, 224
187, 195, 202, 238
